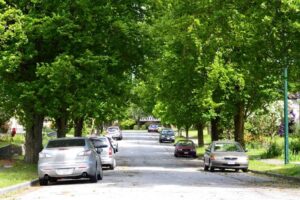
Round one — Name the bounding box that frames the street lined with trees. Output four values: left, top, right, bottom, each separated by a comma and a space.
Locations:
0, 0, 300, 164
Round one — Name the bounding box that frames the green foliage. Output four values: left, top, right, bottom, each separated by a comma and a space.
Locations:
120, 119, 136, 130
263, 142, 282, 159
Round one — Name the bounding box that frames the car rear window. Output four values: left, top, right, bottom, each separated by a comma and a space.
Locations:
47, 139, 86, 148
90, 138, 109, 147
161, 130, 174, 135
213, 143, 243, 152
108, 127, 119, 131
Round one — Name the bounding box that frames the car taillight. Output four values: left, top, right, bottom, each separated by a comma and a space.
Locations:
77, 150, 92, 156
109, 147, 113, 156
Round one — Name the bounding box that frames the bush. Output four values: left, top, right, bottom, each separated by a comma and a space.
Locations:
120, 119, 136, 129
263, 142, 282, 158
140, 124, 147, 130
290, 138, 300, 155
133, 125, 139, 130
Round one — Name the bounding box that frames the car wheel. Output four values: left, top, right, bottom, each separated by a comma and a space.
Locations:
174, 153, 178, 157
159, 140, 162, 143
110, 159, 116, 170
90, 166, 98, 183
209, 161, 215, 172
204, 164, 209, 171
97, 167, 103, 180
39, 178, 48, 186
242, 168, 248, 173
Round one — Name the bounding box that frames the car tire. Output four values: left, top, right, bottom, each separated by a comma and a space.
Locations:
90, 167, 98, 183
97, 167, 103, 180
39, 178, 48, 186
159, 140, 162, 143
209, 161, 214, 172
110, 159, 116, 170
204, 164, 209, 171
174, 153, 178, 157
242, 168, 248, 173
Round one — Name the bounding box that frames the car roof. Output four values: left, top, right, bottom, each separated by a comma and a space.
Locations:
212, 140, 240, 144
48, 137, 87, 142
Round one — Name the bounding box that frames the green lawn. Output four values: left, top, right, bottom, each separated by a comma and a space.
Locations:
249, 160, 300, 177
0, 159, 37, 188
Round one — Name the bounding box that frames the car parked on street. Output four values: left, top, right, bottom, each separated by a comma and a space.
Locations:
159, 128, 175, 143
174, 140, 197, 158
148, 124, 159, 132
203, 141, 248, 172
38, 137, 103, 186
106, 126, 123, 140
107, 136, 119, 153
89, 136, 117, 170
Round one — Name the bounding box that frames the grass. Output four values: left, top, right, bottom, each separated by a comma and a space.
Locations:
249, 160, 300, 177
0, 159, 37, 188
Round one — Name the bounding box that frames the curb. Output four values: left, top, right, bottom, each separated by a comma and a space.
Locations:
0, 179, 39, 195
250, 170, 300, 182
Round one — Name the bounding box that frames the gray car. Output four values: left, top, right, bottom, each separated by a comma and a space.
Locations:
89, 136, 117, 170
38, 137, 103, 185
203, 141, 248, 172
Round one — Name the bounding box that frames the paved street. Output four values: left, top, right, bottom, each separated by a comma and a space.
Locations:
3, 131, 300, 200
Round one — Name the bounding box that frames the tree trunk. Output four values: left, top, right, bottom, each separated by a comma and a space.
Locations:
234, 102, 245, 147
24, 114, 44, 164
196, 122, 204, 147
74, 117, 84, 137
211, 117, 220, 141
185, 126, 189, 139
55, 116, 67, 138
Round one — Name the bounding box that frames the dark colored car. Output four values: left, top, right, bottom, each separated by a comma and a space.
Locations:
148, 124, 159, 132
174, 140, 197, 158
159, 129, 175, 143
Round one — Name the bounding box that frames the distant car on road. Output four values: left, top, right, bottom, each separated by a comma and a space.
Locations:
106, 126, 123, 140
148, 124, 159, 132
203, 141, 248, 172
38, 137, 103, 185
159, 129, 175, 143
89, 136, 117, 170
174, 140, 197, 158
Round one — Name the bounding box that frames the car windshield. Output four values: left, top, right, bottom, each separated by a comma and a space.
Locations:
177, 141, 193, 146
47, 139, 85, 148
150, 125, 158, 128
108, 127, 119, 132
213, 143, 243, 152
162, 130, 174, 135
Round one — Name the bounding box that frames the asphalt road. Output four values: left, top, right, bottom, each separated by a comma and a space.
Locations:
3, 131, 300, 200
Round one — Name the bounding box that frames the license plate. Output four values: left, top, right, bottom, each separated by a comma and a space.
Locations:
227, 161, 235, 165
167, 137, 170, 140
56, 168, 73, 175
184, 152, 189, 154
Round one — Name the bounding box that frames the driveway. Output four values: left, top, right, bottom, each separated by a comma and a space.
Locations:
2, 131, 300, 200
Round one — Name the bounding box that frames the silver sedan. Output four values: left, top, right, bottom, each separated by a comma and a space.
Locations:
203, 141, 249, 172
38, 137, 103, 185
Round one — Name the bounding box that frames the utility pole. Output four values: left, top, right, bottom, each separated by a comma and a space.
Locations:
284, 67, 289, 164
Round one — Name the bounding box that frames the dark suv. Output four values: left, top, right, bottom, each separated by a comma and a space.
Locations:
159, 129, 175, 143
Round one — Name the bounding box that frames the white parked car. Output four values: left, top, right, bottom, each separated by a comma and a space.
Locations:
106, 126, 123, 140
89, 136, 117, 170
38, 137, 103, 185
